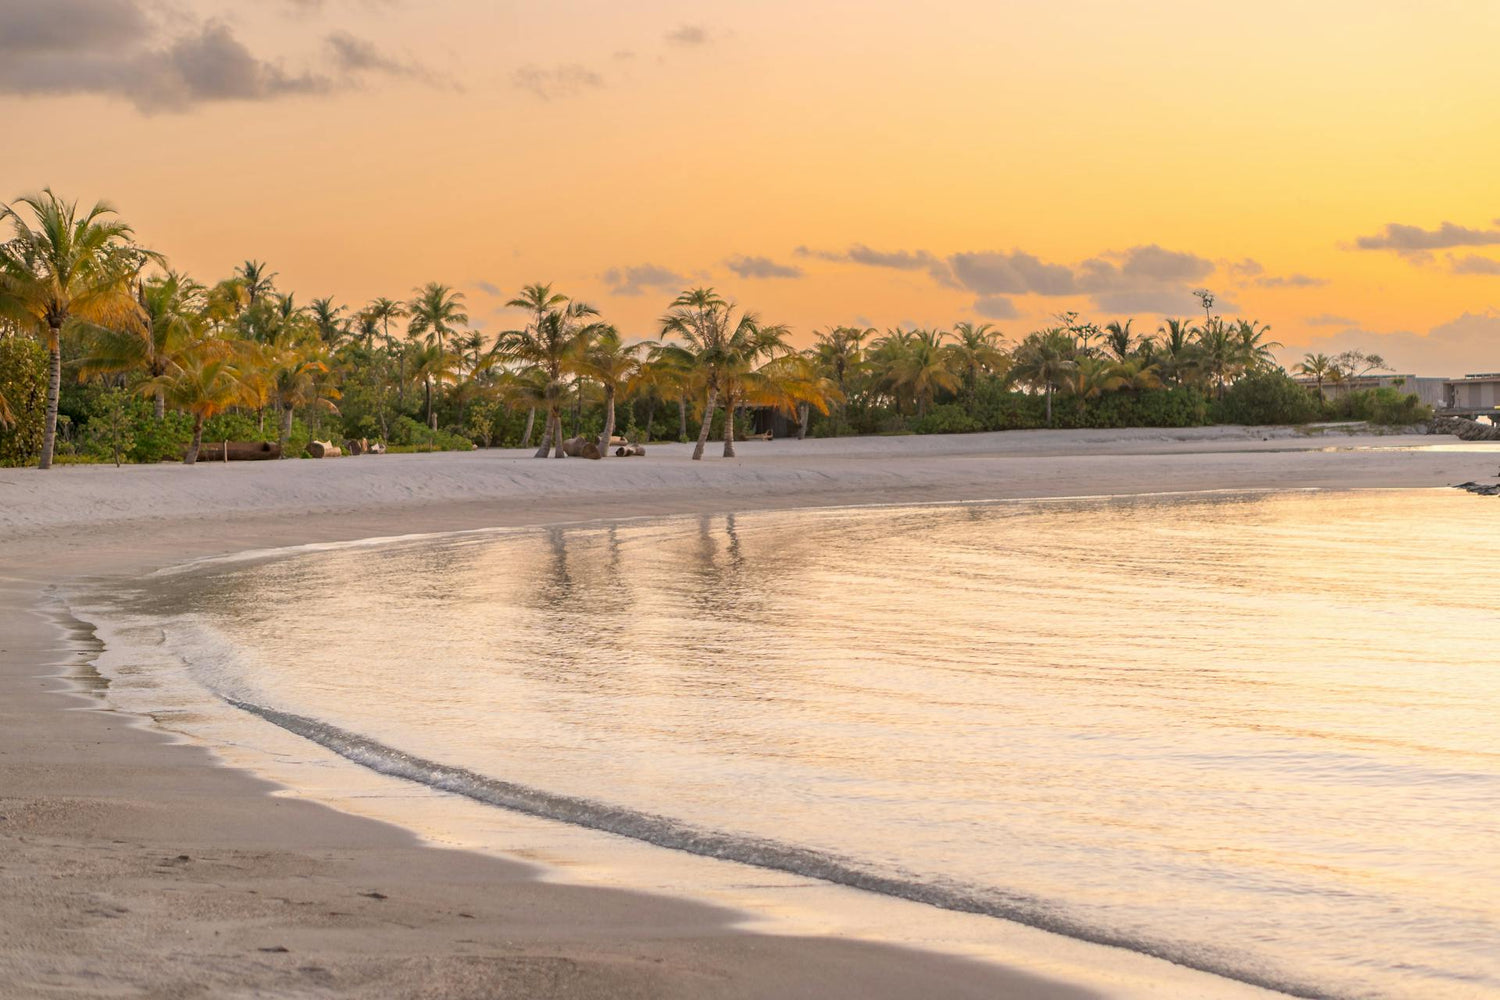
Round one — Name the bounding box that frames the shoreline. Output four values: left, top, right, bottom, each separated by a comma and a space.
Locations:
3, 428, 1492, 999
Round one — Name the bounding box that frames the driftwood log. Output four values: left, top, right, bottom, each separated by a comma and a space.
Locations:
307, 440, 343, 458
343, 438, 370, 456
193, 441, 282, 462
615, 444, 646, 457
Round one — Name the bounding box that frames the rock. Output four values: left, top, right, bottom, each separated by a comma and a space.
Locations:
1430, 416, 1500, 441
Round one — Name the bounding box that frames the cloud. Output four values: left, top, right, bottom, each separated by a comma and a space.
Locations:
602, 263, 685, 296
0, 1, 437, 112
1306, 313, 1357, 327
1450, 254, 1500, 275
972, 296, 1019, 320
1254, 273, 1328, 288
796, 244, 959, 288
512, 63, 604, 100
949, 251, 1076, 296
325, 31, 437, 83
1225, 258, 1265, 278
1281, 310, 1500, 375
665, 24, 711, 45
1353, 221, 1500, 254
475, 281, 502, 297
725, 255, 804, 279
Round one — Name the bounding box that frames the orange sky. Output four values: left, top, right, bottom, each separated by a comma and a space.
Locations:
4, 0, 1500, 373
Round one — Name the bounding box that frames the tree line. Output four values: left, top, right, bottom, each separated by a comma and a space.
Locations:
0, 190, 1423, 469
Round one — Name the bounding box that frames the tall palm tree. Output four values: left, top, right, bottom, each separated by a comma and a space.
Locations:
497, 288, 599, 456
266, 334, 341, 453
578, 327, 642, 457
1231, 319, 1280, 373
890, 330, 959, 418
0, 189, 158, 468
408, 340, 458, 431
78, 270, 205, 418
366, 297, 408, 351
236, 260, 277, 306
407, 283, 468, 428
1193, 319, 1238, 399
1103, 319, 1136, 361
145, 351, 248, 465
1155, 318, 1201, 388
657, 288, 770, 461
309, 296, 347, 345
1060, 356, 1128, 416
717, 318, 792, 456
948, 321, 1010, 398
1011, 328, 1077, 427
1297, 353, 1335, 403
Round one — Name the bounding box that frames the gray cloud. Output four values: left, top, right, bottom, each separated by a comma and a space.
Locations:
1450, 254, 1500, 275
1354, 221, 1500, 254
725, 255, 804, 279
950, 251, 1076, 296
796, 244, 959, 288
0, 0, 432, 112
512, 63, 604, 100
1254, 273, 1328, 288
602, 263, 685, 297
972, 296, 1019, 320
665, 24, 710, 45
1281, 311, 1500, 375
475, 281, 502, 297
325, 30, 434, 82
1225, 258, 1265, 278
1306, 313, 1357, 327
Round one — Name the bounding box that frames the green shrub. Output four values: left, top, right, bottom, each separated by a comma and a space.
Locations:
1211, 371, 1319, 425
913, 403, 982, 435
0, 336, 47, 467
388, 415, 473, 452
1330, 387, 1432, 425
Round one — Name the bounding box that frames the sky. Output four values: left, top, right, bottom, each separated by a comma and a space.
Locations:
3, 0, 1499, 374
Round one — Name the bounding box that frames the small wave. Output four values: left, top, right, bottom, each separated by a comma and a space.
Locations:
231, 696, 1327, 1000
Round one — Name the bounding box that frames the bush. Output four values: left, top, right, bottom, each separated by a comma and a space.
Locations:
387, 415, 474, 452
0, 336, 47, 467
1212, 371, 1319, 425
1330, 387, 1432, 426
912, 403, 982, 435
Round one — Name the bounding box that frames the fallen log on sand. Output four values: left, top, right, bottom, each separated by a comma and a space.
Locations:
615, 444, 646, 457
192, 441, 282, 462
307, 440, 343, 458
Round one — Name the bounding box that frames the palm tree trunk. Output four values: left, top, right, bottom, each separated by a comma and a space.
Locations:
426, 378, 435, 430
642, 398, 656, 442
279, 405, 295, 456
533, 410, 552, 458
521, 407, 536, 448
551, 403, 567, 457
1045, 385, 1053, 427
797, 403, 810, 439
597, 386, 616, 458
185, 414, 204, 465
678, 395, 688, 441
722, 392, 736, 458
154, 390, 165, 420
39, 322, 62, 470
692, 385, 718, 461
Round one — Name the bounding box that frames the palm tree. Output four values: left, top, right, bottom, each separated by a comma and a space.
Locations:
1193, 319, 1238, 399
1297, 352, 1335, 403
809, 326, 872, 431
948, 321, 1010, 398
741, 352, 840, 439
408, 340, 458, 431
717, 318, 792, 456
1232, 319, 1280, 373
146, 352, 247, 465
498, 287, 599, 456
365, 296, 409, 402
267, 335, 341, 454
1155, 318, 1200, 388
309, 296, 347, 345
407, 283, 468, 428
658, 288, 771, 461
1060, 356, 1128, 416
1011, 328, 1077, 426
0, 189, 158, 468
889, 330, 958, 418
78, 270, 204, 418
236, 260, 277, 306
578, 328, 642, 456
1103, 319, 1135, 361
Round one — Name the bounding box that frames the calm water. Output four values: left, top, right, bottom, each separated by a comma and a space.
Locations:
109, 491, 1500, 999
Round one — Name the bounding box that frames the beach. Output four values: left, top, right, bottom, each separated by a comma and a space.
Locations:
2, 426, 1492, 1000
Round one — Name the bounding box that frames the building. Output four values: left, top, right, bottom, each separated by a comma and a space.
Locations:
1294, 374, 1450, 410
1443, 373, 1500, 417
